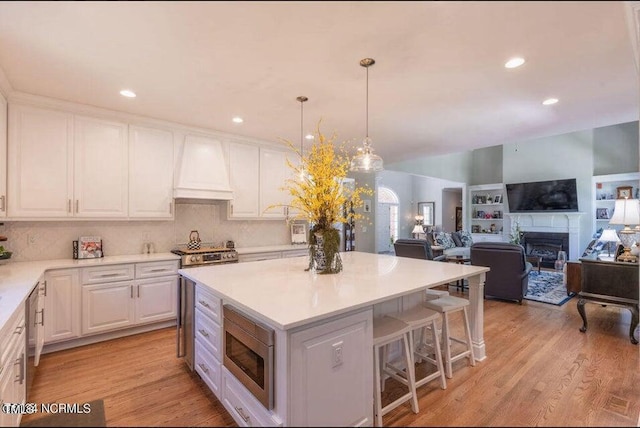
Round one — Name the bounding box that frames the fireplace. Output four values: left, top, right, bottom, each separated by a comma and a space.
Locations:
521, 232, 569, 268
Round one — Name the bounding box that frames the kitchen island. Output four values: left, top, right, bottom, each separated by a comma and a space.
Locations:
180, 251, 489, 426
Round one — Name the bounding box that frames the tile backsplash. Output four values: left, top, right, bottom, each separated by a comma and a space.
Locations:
0, 203, 291, 262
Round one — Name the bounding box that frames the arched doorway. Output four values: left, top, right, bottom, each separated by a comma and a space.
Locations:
377, 186, 399, 253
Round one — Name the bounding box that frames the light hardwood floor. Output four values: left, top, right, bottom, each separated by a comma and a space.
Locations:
22, 286, 639, 427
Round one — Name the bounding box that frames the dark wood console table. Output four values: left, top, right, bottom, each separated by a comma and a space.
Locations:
578, 256, 639, 344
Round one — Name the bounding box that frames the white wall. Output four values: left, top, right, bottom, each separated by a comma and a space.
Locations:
0, 203, 291, 261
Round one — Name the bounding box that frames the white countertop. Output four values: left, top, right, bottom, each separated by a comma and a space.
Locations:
180, 251, 489, 331
235, 244, 309, 255
0, 253, 180, 334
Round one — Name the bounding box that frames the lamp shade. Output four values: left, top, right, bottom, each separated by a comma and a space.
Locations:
599, 228, 620, 243
609, 198, 640, 226
411, 225, 424, 235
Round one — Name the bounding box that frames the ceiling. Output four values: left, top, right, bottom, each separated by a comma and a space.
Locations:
0, 1, 637, 165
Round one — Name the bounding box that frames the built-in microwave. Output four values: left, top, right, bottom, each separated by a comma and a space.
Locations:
223, 305, 275, 409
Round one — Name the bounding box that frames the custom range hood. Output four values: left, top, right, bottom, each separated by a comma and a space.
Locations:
174, 134, 233, 202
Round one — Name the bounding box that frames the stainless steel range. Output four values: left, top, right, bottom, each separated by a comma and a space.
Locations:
171, 246, 239, 267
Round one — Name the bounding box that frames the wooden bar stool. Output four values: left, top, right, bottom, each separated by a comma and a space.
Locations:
423, 295, 475, 379
388, 306, 447, 391
373, 316, 419, 427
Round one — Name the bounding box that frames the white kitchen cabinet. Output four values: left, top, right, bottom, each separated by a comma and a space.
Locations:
81, 261, 178, 336
259, 148, 289, 218
0, 92, 7, 218
238, 252, 282, 263
0, 309, 26, 428
129, 125, 175, 218
228, 142, 260, 218
135, 276, 177, 324
74, 116, 129, 217
7, 104, 74, 217
194, 285, 222, 398
44, 269, 81, 344
82, 280, 136, 335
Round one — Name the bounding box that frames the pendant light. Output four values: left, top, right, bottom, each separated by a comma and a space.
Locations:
350, 57, 384, 172
296, 96, 308, 180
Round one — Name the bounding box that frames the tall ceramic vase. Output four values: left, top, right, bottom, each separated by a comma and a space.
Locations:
309, 228, 342, 274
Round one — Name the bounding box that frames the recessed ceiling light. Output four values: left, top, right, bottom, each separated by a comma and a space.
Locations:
542, 98, 559, 105
119, 89, 136, 98
504, 57, 525, 69
305, 134, 314, 140
232, 116, 243, 123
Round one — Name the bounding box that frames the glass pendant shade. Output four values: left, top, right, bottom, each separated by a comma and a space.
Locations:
351, 58, 383, 173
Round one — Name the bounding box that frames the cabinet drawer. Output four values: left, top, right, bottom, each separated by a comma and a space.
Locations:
195, 338, 221, 399
135, 260, 179, 279
281, 249, 308, 258
238, 252, 281, 263
222, 367, 281, 427
1, 311, 25, 367
82, 264, 135, 284
195, 285, 221, 324
195, 308, 221, 360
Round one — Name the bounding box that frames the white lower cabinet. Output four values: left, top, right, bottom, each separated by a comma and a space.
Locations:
81, 261, 178, 336
238, 252, 282, 263
0, 309, 26, 427
194, 285, 222, 398
221, 367, 282, 427
44, 269, 81, 343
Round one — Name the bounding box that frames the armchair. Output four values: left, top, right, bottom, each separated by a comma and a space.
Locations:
470, 242, 532, 304
393, 238, 446, 261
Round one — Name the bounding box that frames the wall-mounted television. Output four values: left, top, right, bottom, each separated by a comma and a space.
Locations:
505, 178, 579, 213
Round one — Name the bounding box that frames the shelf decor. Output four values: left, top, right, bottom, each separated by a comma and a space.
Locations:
278, 119, 372, 274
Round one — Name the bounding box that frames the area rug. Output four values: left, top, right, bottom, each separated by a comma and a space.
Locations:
20, 399, 105, 427
524, 270, 573, 306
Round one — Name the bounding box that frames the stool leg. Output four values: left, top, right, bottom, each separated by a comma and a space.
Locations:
373, 345, 383, 427
462, 306, 476, 367
441, 312, 453, 379
402, 332, 419, 413
380, 344, 388, 392
430, 319, 447, 390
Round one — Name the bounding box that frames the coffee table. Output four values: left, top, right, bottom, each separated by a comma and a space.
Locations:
526, 255, 542, 273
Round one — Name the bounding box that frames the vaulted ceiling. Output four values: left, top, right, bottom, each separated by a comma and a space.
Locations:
0, 1, 636, 164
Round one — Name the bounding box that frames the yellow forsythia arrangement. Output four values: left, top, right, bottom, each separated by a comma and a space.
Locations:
281, 124, 373, 231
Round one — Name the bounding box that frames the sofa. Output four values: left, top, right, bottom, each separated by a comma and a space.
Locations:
470, 242, 533, 304
430, 231, 474, 258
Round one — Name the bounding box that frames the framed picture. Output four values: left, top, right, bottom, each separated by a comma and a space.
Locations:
493, 194, 502, 204
596, 208, 609, 219
291, 223, 307, 244
363, 199, 371, 213
616, 186, 633, 199
471, 225, 481, 233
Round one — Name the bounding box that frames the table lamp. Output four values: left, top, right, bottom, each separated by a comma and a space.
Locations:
412, 215, 424, 238
598, 228, 620, 261
609, 198, 640, 262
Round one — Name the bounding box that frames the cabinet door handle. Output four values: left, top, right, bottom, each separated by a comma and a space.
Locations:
230, 203, 233, 214
75, 199, 79, 213
198, 329, 209, 338
0, 195, 5, 211
68, 199, 72, 213
234, 406, 250, 423
137, 285, 140, 298
99, 273, 120, 278
131, 285, 134, 299
149, 269, 166, 273
197, 363, 209, 374
14, 325, 24, 335
43, 280, 47, 297
198, 300, 210, 308
36, 309, 44, 326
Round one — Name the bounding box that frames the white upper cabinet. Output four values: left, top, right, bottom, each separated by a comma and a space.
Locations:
228, 142, 260, 218
259, 147, 289, 218
8, 104, 74, 217
0, 92, 6, 218
74, 116, 129, 217
129, 125, 175, 218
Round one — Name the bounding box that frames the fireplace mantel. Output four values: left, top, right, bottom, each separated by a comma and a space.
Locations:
504, 212, 585, 260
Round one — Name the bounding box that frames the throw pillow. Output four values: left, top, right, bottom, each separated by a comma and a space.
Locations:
435, 232, 456, 249
451, 232, 463, 247
458, 231, 474, 247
